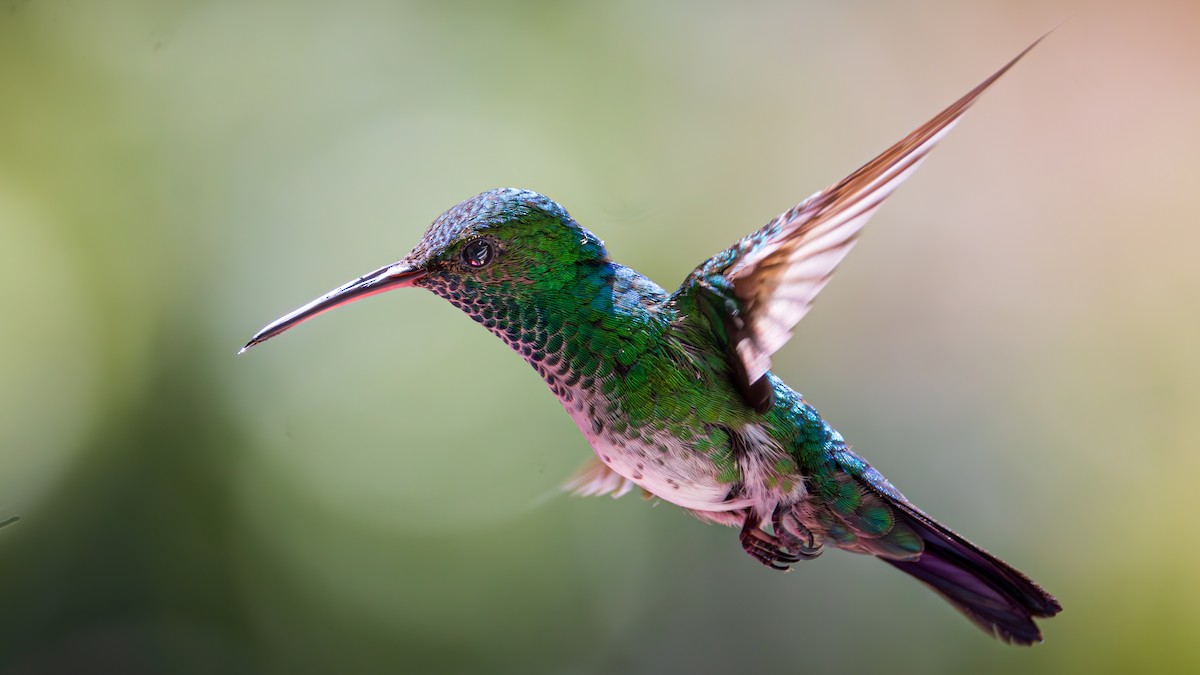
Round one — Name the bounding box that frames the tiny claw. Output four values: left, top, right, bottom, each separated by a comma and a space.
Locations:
0, 516, 20, 529
740, 516, 804, 572
773, 508, 823, 559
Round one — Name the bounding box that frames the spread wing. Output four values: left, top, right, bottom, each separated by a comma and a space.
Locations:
671, 38, 1042, 411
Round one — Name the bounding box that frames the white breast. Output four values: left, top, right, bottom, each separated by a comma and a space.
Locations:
557, 386, 754, 513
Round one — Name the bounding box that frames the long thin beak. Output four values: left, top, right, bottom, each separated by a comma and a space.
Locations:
240, 261, 427, 353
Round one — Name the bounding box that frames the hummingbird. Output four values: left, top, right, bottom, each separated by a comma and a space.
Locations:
242, 39, 1061, 644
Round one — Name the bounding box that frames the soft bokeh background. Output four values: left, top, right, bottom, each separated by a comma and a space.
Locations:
2, 0, 1197, 673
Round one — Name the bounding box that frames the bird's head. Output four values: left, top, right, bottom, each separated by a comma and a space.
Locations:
241, 188, 609, 352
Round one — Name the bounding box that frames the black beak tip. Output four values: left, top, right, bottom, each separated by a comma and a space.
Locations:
238, 334, 266, 355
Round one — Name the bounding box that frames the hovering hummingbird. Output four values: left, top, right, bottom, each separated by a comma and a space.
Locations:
243, 39, 1061, 644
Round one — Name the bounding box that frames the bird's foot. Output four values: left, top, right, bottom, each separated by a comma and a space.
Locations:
773, 508, 823, 560
740, 517, 805, 571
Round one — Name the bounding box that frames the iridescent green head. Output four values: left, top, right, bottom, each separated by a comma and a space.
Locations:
407, 188, 608, 293
240, 188, 609, 352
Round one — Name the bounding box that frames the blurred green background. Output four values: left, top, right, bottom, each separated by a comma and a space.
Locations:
2, 0, 1198, 673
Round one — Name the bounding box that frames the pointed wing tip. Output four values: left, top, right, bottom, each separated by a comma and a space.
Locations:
999, 31, 1051, 76
1018, 29, 1054, 61
943, 32, 1048, 120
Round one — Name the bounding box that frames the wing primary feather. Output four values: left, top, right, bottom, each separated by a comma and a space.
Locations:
717, 36, 1045, 389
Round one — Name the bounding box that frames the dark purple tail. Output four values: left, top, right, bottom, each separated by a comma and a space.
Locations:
884, 502, 1062, 645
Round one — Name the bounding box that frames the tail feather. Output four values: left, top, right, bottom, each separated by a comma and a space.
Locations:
884, 501, 1062, 645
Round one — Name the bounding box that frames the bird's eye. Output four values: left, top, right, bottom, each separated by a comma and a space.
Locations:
461, 239, 496, 269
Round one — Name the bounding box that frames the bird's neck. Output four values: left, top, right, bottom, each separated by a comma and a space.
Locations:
429, 262, 671, 399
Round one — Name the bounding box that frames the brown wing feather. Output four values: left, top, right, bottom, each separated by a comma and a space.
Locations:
726, 37, 1044, 386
